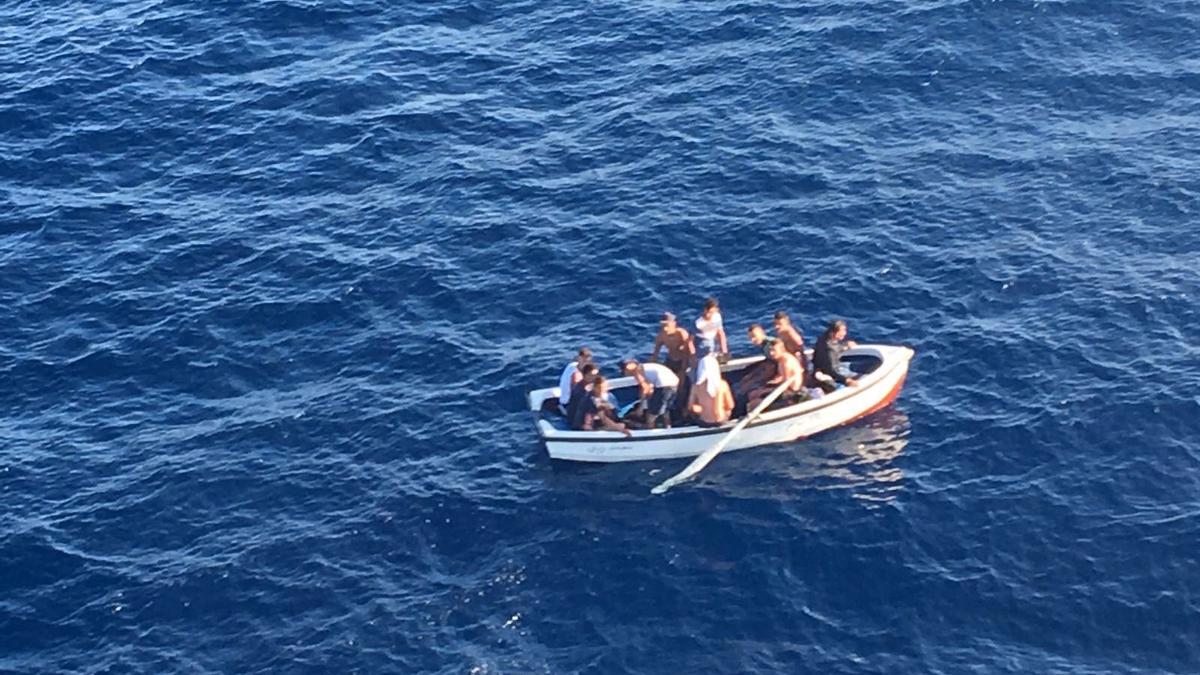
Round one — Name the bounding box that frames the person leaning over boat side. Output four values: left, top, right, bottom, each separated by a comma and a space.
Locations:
566, 363, 600, 430
558, 347, 593, 412
622, 359, 680, 429
812, 319, 859, 393
687, 354, 734, 427
693, 297, 729, 363
747, 339, 806, 410
581, 376, 633, 437
649, 312, 694, 382
773, 310, 810, 376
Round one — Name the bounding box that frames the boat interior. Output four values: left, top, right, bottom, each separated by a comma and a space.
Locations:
535, 352, 884, 431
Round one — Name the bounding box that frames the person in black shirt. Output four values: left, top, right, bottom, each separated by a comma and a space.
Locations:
566, 364, 599, 430
812, 319, 859, 393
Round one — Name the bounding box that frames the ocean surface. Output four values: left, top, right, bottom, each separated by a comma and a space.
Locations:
2, 0, 1199, 673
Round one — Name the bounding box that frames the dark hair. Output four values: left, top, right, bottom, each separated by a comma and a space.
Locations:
578, 347, 593, 359
580, 363, 598, 376
823, 319, 847, 338
593, 375, 607, 389
703, 297, 719, 311
748, 323, 763, 333
774, 311, 789, 322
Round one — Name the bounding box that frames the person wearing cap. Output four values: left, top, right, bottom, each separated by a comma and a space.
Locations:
649, 312, 694, 382
694, 297, 729, 363
622, 359, 680, 429
557, 347, 593, 411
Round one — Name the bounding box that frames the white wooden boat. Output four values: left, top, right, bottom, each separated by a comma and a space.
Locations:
527, 344, 914, 463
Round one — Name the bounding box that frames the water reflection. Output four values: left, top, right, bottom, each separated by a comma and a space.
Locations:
706, 407, 912, 504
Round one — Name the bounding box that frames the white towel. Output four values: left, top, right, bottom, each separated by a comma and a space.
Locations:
694, 354, 721, 397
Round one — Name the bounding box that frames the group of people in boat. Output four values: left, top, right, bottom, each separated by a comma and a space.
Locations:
554, 297, 862, 434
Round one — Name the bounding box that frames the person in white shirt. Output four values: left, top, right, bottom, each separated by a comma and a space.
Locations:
557, 347, 593, 411
694, 296, 728, 363
622, 359, 681, 428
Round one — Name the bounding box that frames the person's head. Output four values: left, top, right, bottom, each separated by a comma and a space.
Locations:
576, 347, 593, 365
825, 319, 848, 341
748, 323, 766, 344
773, 311, 791, 329
580, 363, 599, 382
702, 296, 719, 319
659, 312, 677, 332
592, 376, 608, 397
621, 359, 644, 378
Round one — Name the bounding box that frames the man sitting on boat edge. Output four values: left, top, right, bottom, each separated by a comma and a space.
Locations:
557, 346, 593, 413
566, 363, 600, 430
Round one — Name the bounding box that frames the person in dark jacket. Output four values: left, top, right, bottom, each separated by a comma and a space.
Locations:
566, 364, 599, 429
812, 319, 859, 393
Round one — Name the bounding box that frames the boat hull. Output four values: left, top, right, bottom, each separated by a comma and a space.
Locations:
528, 344, 914, 463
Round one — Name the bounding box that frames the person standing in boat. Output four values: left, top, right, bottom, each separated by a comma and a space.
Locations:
693, 297, 729, 363
773, 311, 810, 377
649, 312, 694, 383
557, 347, 593, 412
581, 376, 633, 437
622, 359, 680, 429
747, 339, 807, 409
812, 319, 859, 393
688, 354, 734, 427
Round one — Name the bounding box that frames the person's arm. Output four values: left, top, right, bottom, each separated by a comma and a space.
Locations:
596, 412, 632, 437
649, 333, 664, 362
717, 326, 729, 354
688, 386, 702, 416
718, 383, 734, 419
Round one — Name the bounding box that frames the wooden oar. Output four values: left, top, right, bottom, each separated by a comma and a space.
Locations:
651, 376, 796, 494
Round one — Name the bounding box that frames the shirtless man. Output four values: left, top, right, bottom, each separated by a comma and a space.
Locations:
747, 339, 806, 410
773, 311, 809, 376
649, 312, 694, 381
687, 354, 734, 427
581, 376, 633, 437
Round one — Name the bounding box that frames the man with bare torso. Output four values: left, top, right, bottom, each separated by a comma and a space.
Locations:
746, 339, 806, 410
773, 311, 809, 376
688, 354, 734, 427
649, 312, 694, 381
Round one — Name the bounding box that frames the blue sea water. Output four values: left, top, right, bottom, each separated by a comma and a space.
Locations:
2, 0, 1200, 672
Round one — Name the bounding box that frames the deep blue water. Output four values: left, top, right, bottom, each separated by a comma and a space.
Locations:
3, 0, 1200, 672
